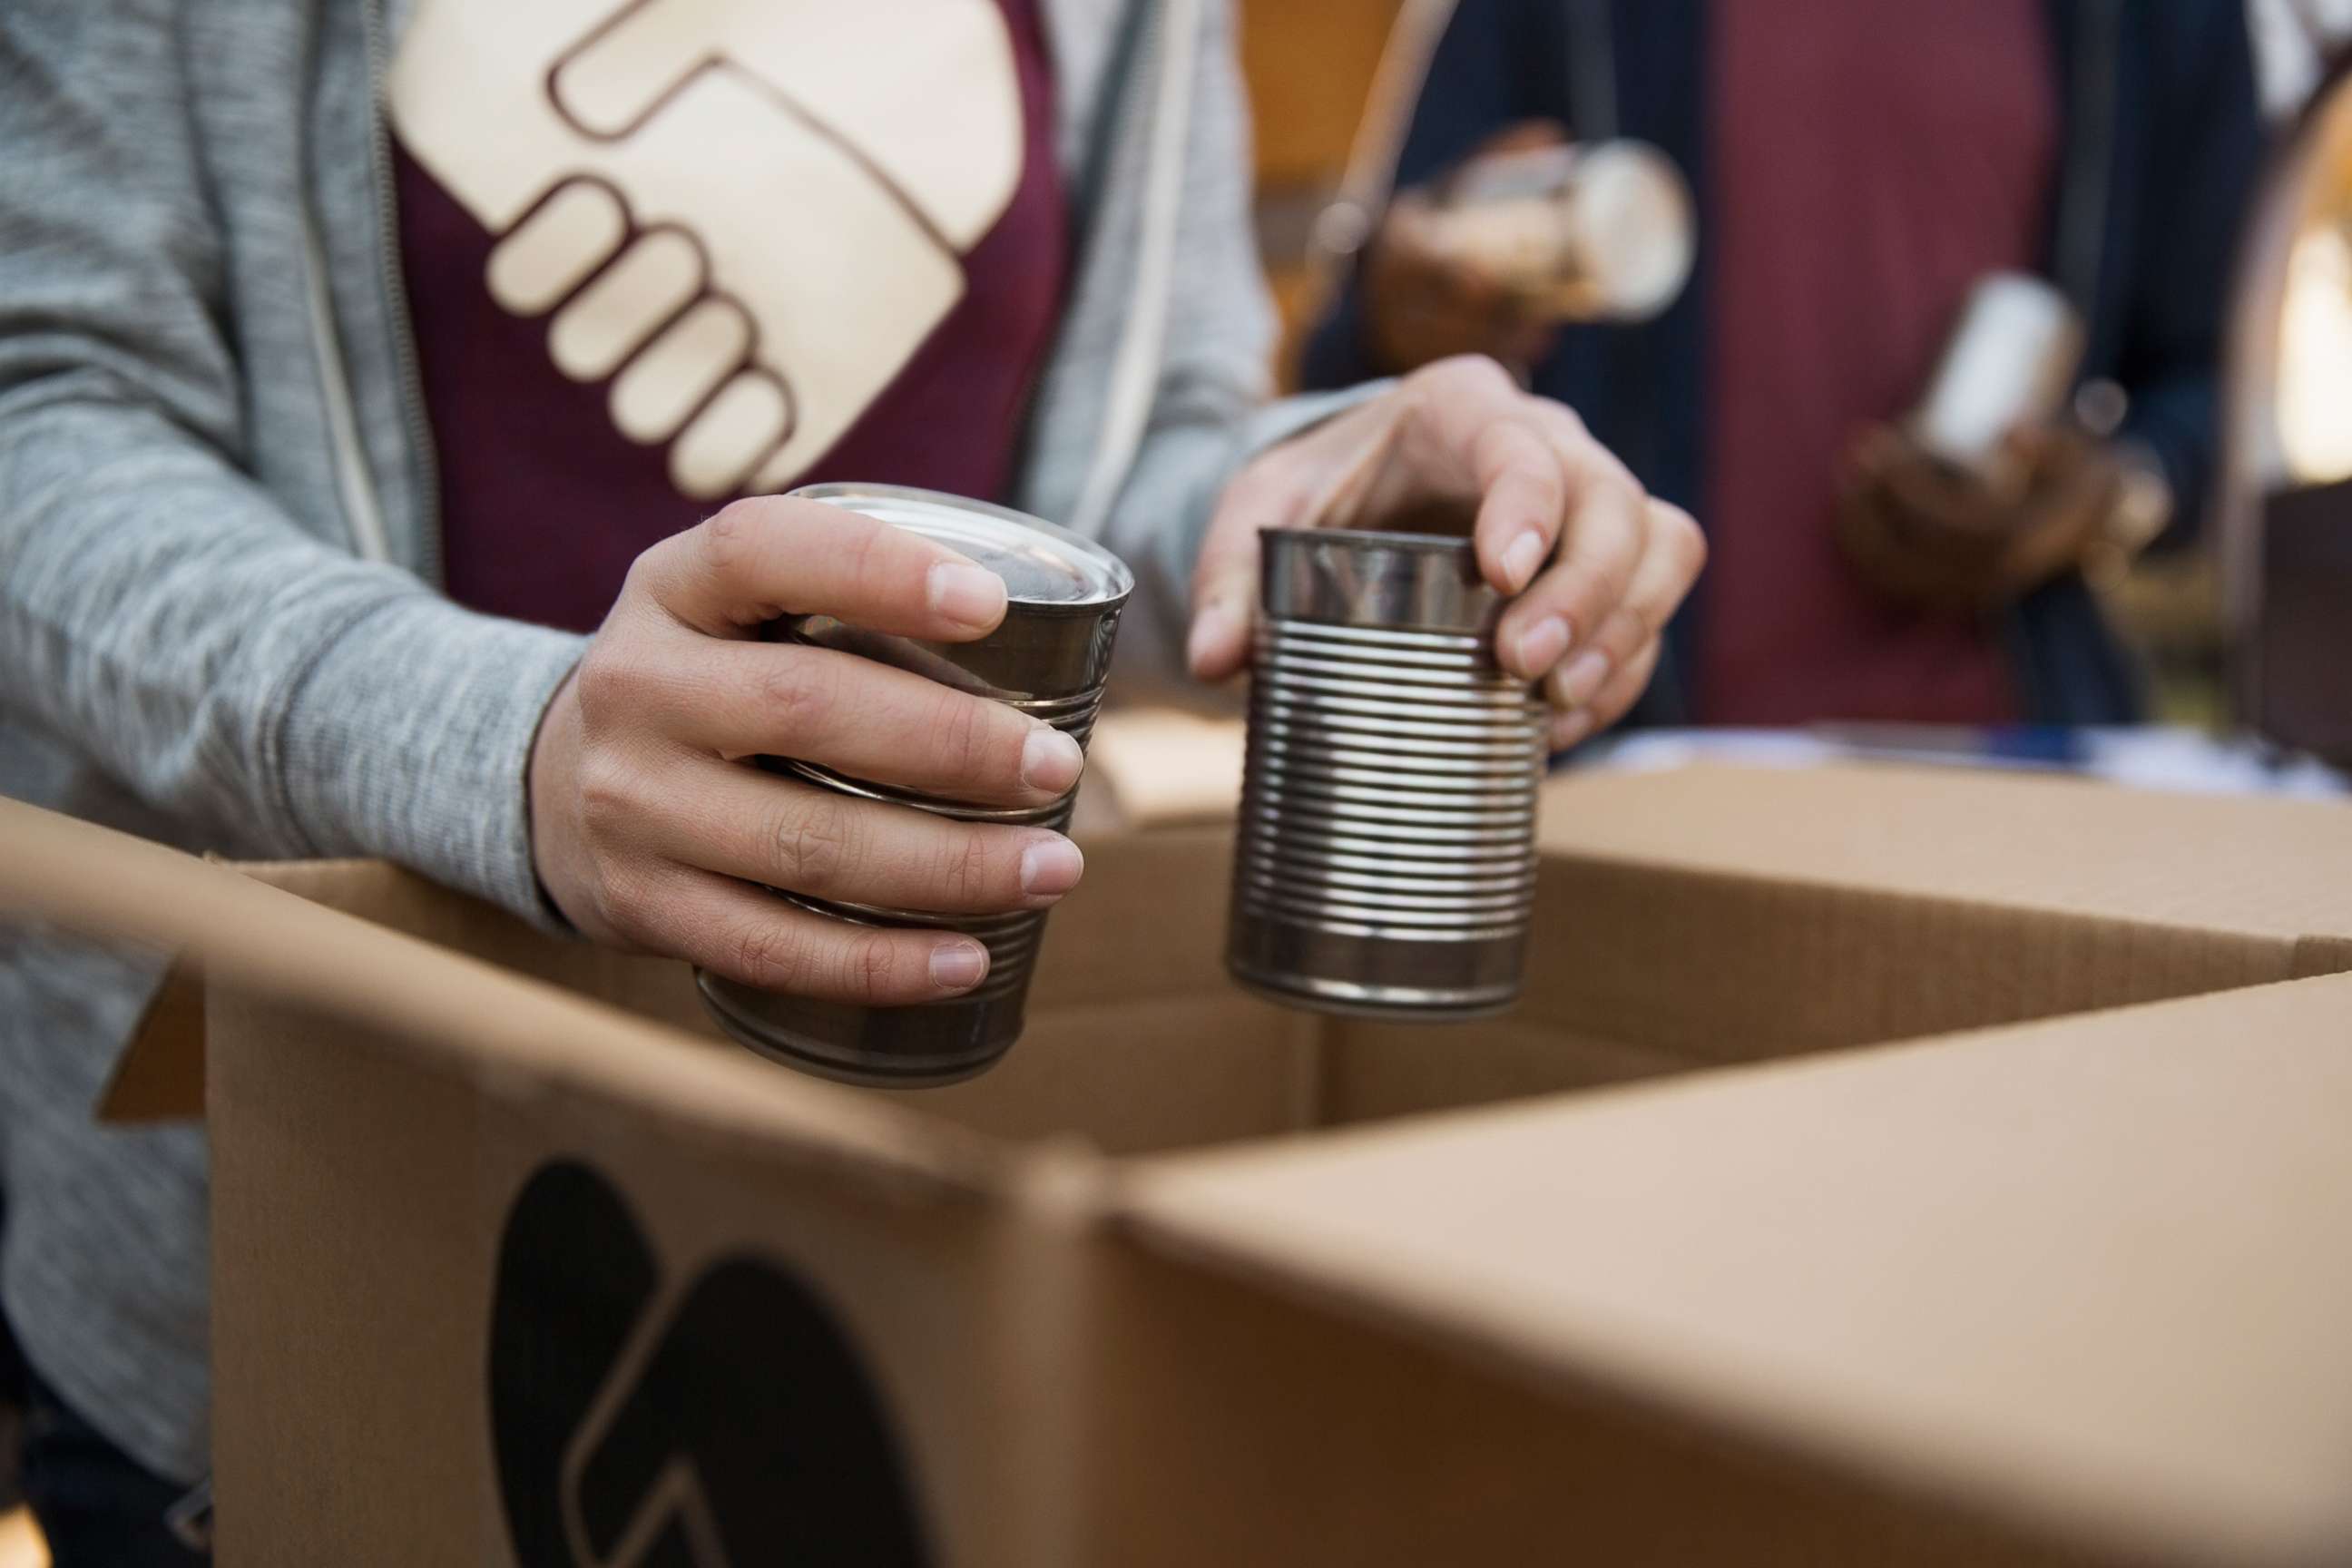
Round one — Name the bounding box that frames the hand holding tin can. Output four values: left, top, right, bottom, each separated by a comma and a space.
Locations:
526, 485, 1127, 1083
1189, 358, 1707, 755
693, 485, 1133, 1085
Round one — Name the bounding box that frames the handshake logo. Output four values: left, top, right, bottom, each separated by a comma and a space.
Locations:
389, 0, 1024, 498
488, 1161, 931, 1567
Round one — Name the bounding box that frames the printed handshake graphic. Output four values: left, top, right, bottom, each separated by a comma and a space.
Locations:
390, 0, 1024, 497
489, 1161, 929, 1568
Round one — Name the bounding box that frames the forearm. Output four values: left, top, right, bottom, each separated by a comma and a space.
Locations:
0, 396, 582, 917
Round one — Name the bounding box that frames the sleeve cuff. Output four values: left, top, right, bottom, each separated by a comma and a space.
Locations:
274, 592, 586, 928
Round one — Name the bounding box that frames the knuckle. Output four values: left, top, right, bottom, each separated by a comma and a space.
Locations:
1661, 503, 1710, 576
697, 500, 760, 576
930, 692, 997, 782
769, 795, 858, 890
755, 652, 838, 740
1419, 353, 1514, 401
933, 828, 1001, 907
573, 644, 639, 721
730, 916, 810, 992
1600, 604, 1651, 656
616, 548, 662, 606
1473, 417, 1556, 494
573, 751, 640, 835
595, 863, 663, 947
838, 518, 889, 593
837, 929, 905, 1000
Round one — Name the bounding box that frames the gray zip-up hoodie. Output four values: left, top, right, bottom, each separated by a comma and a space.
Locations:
0, 0, 1356, 1482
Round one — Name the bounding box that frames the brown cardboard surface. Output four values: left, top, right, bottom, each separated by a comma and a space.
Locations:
0, 794, 988, 1187
1543, 762, 2352, 959
1076, 1223, 2093, 1568
1082, 710, 1247, 828
1118, 973, 2352, 1567
7, 762, 2352, 1565
206, 986, 1074, 1568
1318, 1017, 1698, 1125
1519, 856, 2308, 1059
906, 995, 1318, 1154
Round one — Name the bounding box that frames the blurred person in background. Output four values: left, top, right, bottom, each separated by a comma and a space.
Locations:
1304, 0, 2265, 728
0, 1, 1701, 1560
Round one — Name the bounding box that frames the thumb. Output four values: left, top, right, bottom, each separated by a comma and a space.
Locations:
551, 0, 723, 139
1186, 504, 1263, 681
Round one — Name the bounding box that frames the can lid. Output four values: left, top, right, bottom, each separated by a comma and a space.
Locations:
795, 483, 1133, 609
1260, 527, 1509, 634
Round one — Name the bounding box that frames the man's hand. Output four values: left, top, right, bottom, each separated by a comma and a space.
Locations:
1358, 122, 1566, 377
528, 496, 1088, 1003
1189, 356, 1707, 751
1836, 424, 2156, 612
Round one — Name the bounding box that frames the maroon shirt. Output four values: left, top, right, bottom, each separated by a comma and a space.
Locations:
394, 1, 1067, 634
1698, 0, 2055, 724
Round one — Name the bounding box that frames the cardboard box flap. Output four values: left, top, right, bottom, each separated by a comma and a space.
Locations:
0, 797, 1002, 1193
103, 958, 208, 1122
1542, 763, 2352, 957
1118, 974, 2352, 1567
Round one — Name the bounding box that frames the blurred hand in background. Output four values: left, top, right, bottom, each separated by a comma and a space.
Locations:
1837, 424, 2169, 614
1358, 122, 1567, 378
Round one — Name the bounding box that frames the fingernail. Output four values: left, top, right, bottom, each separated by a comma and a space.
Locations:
1502, 529, 1547, 591
1020, 835, 1084, 898
1021, 727, 1084, 794
1549, 709, 1595, 752
1514, 615, 1571, 674
1187, 604, 1237, 674
1554, 647, 1611, 708
928, 561, 1007, 628
930, 941, 988, 992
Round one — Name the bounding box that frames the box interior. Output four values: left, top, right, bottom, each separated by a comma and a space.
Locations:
230, 798, 2345, 1163
18, 765, 2349, 1567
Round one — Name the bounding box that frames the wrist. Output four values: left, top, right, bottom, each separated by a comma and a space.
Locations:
524, 667, 593, 936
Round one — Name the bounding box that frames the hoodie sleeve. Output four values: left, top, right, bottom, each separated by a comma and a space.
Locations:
0, 2, 582, 921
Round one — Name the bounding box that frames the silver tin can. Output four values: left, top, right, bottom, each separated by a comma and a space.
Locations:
1436, 140, 1697, 324
1227, 528, 1544, 1019
1910, 271, 2086, 495
697, 484, 1133, 1086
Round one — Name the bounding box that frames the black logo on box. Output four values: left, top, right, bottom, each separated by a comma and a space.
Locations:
488, 1160, 931, 1566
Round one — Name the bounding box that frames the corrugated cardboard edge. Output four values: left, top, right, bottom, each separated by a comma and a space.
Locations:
0, 795, 1008, 1200
1105, 974, 2352, 1568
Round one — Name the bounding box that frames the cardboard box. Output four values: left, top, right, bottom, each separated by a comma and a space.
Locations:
5, 764, 2350, 1565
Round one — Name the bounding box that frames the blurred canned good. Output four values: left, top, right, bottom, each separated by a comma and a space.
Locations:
1436, 140, 1695, 323
1911, 271, 2086, 495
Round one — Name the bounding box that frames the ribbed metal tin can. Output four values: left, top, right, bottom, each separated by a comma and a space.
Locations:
697, 484, 1133, 1087
1227, 528, 1544, 1019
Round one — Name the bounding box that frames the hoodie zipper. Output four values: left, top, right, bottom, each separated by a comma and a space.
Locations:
304, 217, 395, 565
359, 0, 444, 585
